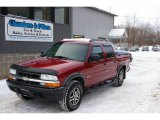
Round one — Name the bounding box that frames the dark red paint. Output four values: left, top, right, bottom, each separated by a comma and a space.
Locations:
17, 40, 130, 87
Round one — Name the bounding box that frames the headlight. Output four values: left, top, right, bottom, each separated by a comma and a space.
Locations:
9, 69, 16, 75
40, 74, 58, 82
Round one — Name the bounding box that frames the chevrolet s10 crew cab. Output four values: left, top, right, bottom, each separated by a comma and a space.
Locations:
6, 38, 131, 111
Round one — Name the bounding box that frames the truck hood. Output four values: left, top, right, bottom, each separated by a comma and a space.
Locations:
18, 57, 84, 75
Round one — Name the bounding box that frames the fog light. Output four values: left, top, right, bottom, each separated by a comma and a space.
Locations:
8, 74, 15, 80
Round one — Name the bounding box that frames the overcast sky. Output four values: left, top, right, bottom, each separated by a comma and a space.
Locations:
96, 0, 160, 26
1, 0, 160, 26
99, 6, 160, 26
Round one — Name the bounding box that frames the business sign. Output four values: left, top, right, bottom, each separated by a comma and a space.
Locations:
5, 16, 53, 42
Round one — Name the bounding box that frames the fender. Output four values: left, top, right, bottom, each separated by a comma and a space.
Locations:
63, 72, 85, 87
116, 62, 126, 79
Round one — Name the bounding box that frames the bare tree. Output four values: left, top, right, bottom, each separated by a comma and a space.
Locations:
120, 15, 159, 47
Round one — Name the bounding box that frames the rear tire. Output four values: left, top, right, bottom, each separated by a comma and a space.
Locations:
59, 81, 83, 111
112, 68, 125, 87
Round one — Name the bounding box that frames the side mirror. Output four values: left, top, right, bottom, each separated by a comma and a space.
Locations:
89, 54, 101, 62
40, 51, 44, 57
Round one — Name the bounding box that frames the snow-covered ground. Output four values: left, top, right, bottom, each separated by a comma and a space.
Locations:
0, 52, 160, 113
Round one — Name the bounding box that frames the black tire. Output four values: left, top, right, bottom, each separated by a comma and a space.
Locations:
59, 81, 83, 111
17, 93, 33, 100
112, 68, 125, 87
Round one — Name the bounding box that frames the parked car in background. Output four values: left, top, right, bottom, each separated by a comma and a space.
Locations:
124, 48, 129, 51
142, 46, 149, 51
139, 46, 153, 52
129, 47, 139, 52
117, 47, 129, 51
152, 45, 160, 52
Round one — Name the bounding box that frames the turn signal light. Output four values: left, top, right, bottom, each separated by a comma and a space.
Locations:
44, 83, 60, 88
8, 74, 14, 80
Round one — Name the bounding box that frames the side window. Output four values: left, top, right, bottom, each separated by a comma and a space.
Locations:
104, 45, 115, 58
92, 46, 104, 59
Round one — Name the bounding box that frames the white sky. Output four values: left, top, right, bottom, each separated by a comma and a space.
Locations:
99, 6, 160, 26
1, 0, 160, 26
95, 0, 160, 26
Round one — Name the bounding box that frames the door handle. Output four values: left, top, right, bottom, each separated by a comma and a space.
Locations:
111, 58, 116, 63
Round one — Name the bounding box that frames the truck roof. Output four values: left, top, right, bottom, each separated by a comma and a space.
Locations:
61, 38, 112, 45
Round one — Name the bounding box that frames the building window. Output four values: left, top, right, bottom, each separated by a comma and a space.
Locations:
55, 7, 69, 24
7, 7, 29, 18
34, 7, 51, 21
4, 7, 69, 24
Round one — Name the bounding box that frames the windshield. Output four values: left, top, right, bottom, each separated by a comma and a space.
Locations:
43, 42, 88, 62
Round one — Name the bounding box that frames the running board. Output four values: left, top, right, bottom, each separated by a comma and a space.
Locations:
84, 80, 115, 94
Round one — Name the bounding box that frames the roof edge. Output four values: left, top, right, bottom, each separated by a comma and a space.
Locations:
88, 7, 117, 16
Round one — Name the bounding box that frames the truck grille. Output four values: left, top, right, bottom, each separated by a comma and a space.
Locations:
15, 71, 41, 87
17, 71, 40, 79
16, 78, 40, 86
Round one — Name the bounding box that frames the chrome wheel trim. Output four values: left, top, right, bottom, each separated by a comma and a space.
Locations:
69, 87, 81, 106
119, 70, 124, 84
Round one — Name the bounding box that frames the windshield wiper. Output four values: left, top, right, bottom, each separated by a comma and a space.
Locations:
54, 56, 71, 60
54, 56, 77, 61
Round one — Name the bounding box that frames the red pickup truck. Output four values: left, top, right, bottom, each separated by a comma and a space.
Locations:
6, 38, 131, 111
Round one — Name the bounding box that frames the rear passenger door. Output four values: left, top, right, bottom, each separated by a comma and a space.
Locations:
103, 45, 117, 79
85, 45, 107, 85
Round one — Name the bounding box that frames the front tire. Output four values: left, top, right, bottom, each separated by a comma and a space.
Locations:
112, 68, 125, 87
59, 81, 83, 111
